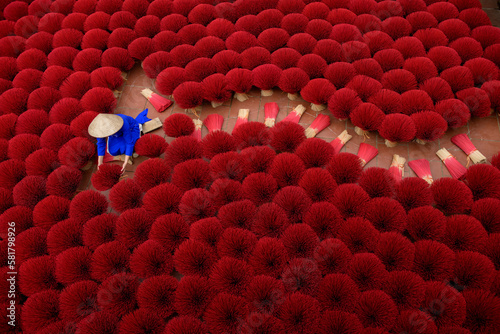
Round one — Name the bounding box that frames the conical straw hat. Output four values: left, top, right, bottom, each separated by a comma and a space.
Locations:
88, 114, 124, 138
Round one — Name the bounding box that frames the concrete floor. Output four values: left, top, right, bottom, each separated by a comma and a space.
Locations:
77, 2, 500, 191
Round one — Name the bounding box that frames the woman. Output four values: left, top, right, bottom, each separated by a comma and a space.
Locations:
88, 109, 150, 172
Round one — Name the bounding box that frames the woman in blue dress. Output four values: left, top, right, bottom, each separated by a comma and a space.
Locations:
88, 109, 150, 172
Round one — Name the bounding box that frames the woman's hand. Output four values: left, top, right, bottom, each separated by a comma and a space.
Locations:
121, 155, 130, 173
121, 161, 127, 173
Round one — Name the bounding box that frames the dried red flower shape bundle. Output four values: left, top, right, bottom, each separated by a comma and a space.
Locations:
21, 290, 61, 333
251, 202, 290, 239
59, 280, 99, 322
19, 255, 58, 297
58, 137, 96, 170
272, 47, 303, 69
55, 246, 93, 285
129, 239, 173, 279
337, 216, 380, 254
137, 274, 178, 319
470, 198, 500, 234
464, 164, 500, 200
163, 113, 194, 138
252, 64, 282, 96
279, 292, 321, 334
347, 252, 388, 292
13, 175, 47, 209
210, 151, 249, 182
327, 152, 363, 185
82, 213, 117, 251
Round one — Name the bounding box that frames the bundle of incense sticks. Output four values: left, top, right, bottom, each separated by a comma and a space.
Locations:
330, 130, 352, 155
203, 114, 224, 132
388, 154, 406, 182
140, 88, 173, 112
305, 114, 331, 138
232, 108, 249, 133
436, 148, 467, 180
451, 134, 487, 164
357, 143, 378, 167
281, 104, 306, 123
408, 159, 433, 184
192, 119, 202, 141
264, 102, 279, 127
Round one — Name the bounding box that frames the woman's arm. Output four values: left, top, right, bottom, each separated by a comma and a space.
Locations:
96, 138, 106, 168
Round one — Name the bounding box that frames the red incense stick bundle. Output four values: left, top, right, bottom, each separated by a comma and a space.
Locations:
408, 159, 433, 184
330, 130, 352, 155
281, 104, 306, 123
389, 154, 406, 182
357, 143, 378, 167
192, 119, 202, 141
436, 148, 467, 180
264, 102, 279, 127
305, 114, 330, 138
451, 133, 487, 164
232, 109, 249, 134
203, 114, 224, 132
141, 88, 172, 113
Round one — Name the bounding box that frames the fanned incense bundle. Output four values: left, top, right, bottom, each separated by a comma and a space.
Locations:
232, 109, 249, 134
330, 130, 352, 155
141, 88, 172, 113
192, 119, 202, 141
436, 148, 467, 180
451, 134, 487, 165
357, 143, 378, 167
281, 104, 306, 123
408, 159, 433, 184
305, 114, 330, 138
203, 114, 224, 132
389, 154, 406, 182
264, 102, 279, 127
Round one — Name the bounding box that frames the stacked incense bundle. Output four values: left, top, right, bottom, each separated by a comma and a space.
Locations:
264, 102, 279, 127
282, 104, 306, 123
451, 134, 487, 165
330, 130, 353, 155
232, 109, 249, 134
192, 119, 203, 141
436, 148, 467, 180
305, 114, 331, 138
357, 143, 378, 167
140, 88, 173, 113
408, 159, 434, 184
203, 114, 224, 132
389, 154, 406, 182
